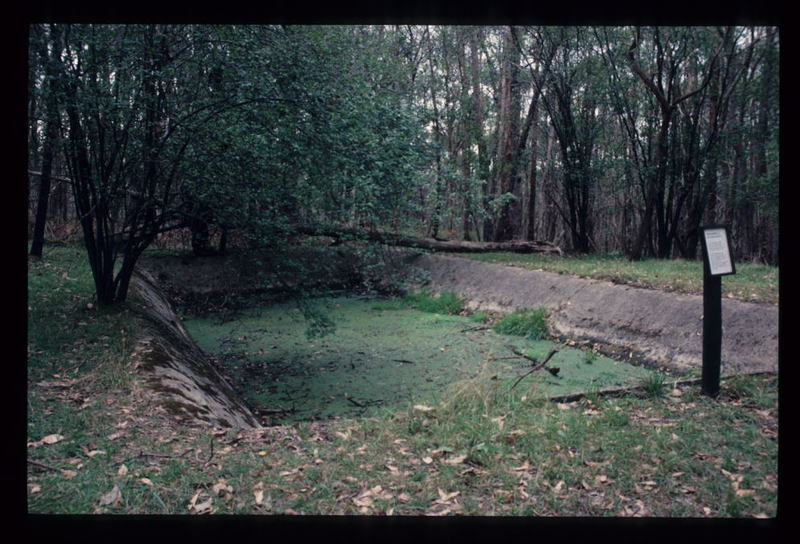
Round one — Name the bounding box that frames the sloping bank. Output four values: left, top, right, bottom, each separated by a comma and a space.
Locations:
127, 247, 399, 429
128, 268, 261, 429
126, 249, 777, 428
407, 253, 778, 377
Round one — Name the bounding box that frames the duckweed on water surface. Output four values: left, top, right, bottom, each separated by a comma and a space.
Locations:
184, 296, 662, 423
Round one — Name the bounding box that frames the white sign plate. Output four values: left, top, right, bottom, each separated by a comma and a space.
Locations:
703, 228, 733, 276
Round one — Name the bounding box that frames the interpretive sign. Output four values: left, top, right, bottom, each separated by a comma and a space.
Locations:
701, 226, 736, 277
699, 225, 735, 397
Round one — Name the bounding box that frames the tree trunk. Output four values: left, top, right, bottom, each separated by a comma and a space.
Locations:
426, 30, 444, 239
468, 28, 490, 242
524, 98, 540, 241
492, 26, 522, 242
29, 25, 62, 258
629, 111, 671, 261
219, 227, 229, 254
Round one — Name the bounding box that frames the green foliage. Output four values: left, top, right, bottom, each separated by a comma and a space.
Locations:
639, 372, 667, 398
470, 311, 489, 323
402, 289, 465, 315
30, 24, 431, 305
492, 308, 550, 340
297, 301, 336, 340
180, 26, 431, 249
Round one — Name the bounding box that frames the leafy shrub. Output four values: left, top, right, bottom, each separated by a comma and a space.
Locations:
492, 308, 549, 340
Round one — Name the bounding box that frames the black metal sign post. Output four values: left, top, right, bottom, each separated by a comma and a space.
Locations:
700, 225, 736, 397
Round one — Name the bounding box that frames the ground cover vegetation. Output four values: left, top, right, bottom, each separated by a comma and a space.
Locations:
27, 24, 779, 517
28, 248, 777, 516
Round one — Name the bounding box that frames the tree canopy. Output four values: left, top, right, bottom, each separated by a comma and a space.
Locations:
28, 24, 779, 306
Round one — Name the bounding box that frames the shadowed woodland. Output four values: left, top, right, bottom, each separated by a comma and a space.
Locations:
27, 25, 778, 306
26, 24, 780, 519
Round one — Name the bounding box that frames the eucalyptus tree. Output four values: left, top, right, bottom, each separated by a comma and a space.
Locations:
594, 27, 719, 259
675, 27, 759, 260
487, 26, 523, 242
720, 27, 778, 264
594, 26, 771, 261
512, 27, 557, 243
622, 27, 727, 260
528, 27, 604, 253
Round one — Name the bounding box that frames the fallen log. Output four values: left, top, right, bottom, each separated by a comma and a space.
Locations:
294, 225, 563, 255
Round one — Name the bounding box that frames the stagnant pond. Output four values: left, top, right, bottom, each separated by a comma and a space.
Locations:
184, 297, 663, 424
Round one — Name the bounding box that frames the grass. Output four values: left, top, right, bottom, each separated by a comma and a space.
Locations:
492, 308, 550, 340
639, 372, 668, 398
401, 289, 465, 315
27, 244, 778, 517
461, 252, 779, 304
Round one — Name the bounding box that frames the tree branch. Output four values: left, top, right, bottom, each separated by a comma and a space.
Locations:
510, 348, 559, 389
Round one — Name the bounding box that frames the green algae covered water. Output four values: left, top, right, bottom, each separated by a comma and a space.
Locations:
184, 297, 662, 423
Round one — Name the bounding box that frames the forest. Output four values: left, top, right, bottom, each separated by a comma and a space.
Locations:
27, 25, 779, 306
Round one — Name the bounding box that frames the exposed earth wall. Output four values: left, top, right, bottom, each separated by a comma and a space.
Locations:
407, 253, 778, 377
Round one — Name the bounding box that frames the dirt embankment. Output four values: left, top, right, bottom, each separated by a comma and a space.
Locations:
408, 253, 778, 377
128, 248, 777, 428
137, 248, 395, 310
128, 248, 403, 428
129, 269, 261, 429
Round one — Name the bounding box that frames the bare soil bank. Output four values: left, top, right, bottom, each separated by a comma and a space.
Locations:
407, 253, 778, 377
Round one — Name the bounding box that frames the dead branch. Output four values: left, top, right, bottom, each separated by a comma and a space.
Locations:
345, 395, 365, 408
204, 437, 214, 467
510, 348, 559, 390
460, 326, 491, 333
27, 458, 65, 473
120, 447, 196, 464
28, 169, 73, 184
256, 407, 296, 416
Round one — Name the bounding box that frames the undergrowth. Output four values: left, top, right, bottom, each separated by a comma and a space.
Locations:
492, 308, 550, 340
401, 289, 465, 315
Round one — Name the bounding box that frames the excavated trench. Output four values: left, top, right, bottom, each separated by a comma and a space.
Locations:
129, 249, 778, 428
409, 253, 779, 377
